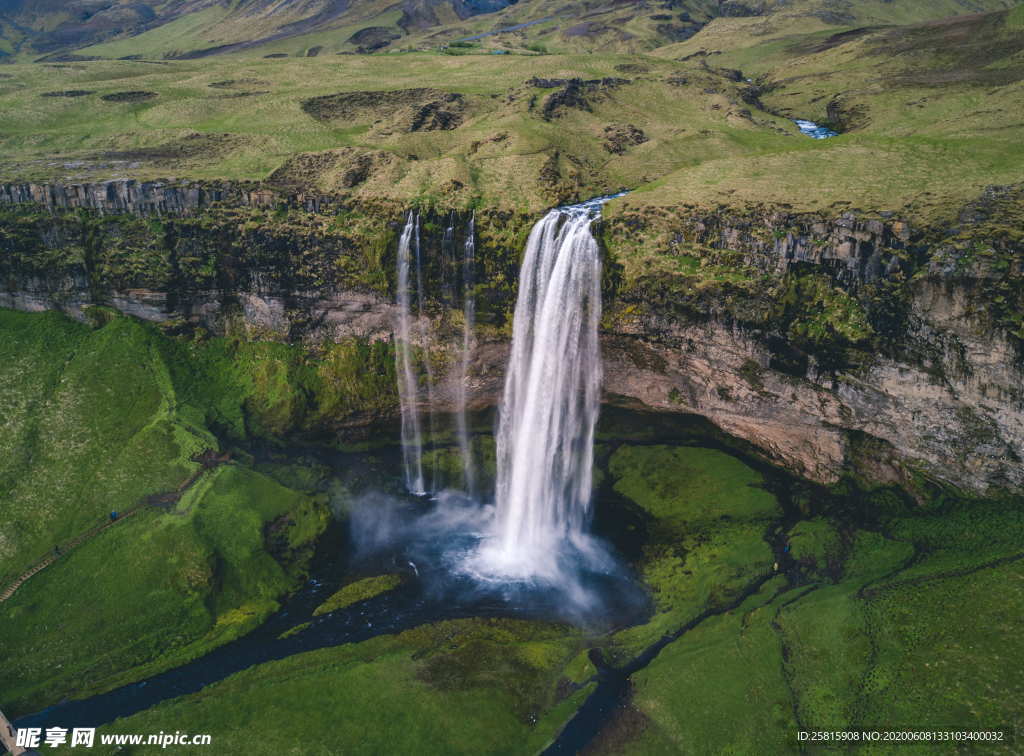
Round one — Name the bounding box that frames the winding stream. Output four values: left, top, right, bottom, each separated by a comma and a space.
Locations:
14, 484, 649, 733
14, 411, 811, 748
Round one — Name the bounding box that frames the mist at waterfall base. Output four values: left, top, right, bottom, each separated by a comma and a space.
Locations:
366, 194, 642, 627
343, 487, 645, 628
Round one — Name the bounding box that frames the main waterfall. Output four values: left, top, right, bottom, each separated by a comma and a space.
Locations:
474, 199, 609, 581
394, 197, 618, 585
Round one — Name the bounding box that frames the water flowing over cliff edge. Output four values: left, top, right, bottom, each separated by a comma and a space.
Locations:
0, 180, 1021, 500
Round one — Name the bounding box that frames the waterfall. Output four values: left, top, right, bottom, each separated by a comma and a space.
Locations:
395, 212, 426, 495
440, 213, 456, 308
413, 214, 439, 493
454, 213, 477, 496
475, 199, 611, 581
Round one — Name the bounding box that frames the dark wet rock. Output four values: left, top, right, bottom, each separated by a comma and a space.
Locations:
711, 66, 744, 82
215, 91, 271, 99
539, 151, 561, 187
102, 133, 241, 164
526, 77, 568, 89
656, 23, 702, 42
676, 50, 721, 62
797, 26, 882, 54
826, 96, 870, 132
208, 79, 270, 89
717, 1, 763, 17
268, 148, 398, 190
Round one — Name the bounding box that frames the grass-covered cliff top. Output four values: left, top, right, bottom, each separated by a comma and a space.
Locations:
0, 5, 1022, 219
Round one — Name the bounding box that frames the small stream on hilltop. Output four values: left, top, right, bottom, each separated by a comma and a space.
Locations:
795, 119, 839, 139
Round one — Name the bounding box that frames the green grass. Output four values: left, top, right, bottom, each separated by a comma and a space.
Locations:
0, 309, 209, 581
91, 618, 589, 756
0, 0, 1018, 217
0, 457, 328, 717
313, 574, 404, 616
860, 563, 1024, 744
0, 308, 342, 714
624, 578, 798, 754
78, 6, 235, 59
774, 530, 914, 732
787, 517, 843, 580
2, 8, 1021, 218
605, 445, 780, 659
609, 445, 780, 525
615, 501, 1024, 753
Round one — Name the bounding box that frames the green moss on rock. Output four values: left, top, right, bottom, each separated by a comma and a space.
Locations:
313, 574, 404, 616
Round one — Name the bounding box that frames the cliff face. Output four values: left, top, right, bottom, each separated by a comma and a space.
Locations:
0, 180, 353, 216
602, 284, 1023, 494
1, 180, 1021, 498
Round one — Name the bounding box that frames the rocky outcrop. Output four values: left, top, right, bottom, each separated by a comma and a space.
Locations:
0, 180, 349, 215
601, 288, 1023, 494
1, 181, 1021, 498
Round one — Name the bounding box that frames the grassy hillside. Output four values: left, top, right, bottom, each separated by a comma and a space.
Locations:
2, 0, 1017, 61
3, 5, 1023, 219
0, 52, 800, 212
0, 308, 339, 714
65, 439, 1024, 754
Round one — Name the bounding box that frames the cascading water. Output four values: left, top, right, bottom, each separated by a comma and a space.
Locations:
413, 214, 439, 493
471, 196, 617, 582
395, 212, 426, 495
454, 213, 477, 496
397, 196, 621, 586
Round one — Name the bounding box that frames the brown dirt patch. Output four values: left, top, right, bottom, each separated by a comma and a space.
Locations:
301, 88, 469, 131
603, 123, 648, 154
41, 89, 95, 98
269, 147, 399, 190
102, 133, 241, 164
100, 90, 158, 103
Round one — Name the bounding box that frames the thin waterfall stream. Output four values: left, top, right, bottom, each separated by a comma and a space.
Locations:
454, 212, 477, 496
395, 211, 425, 495
413, 214, 438, 492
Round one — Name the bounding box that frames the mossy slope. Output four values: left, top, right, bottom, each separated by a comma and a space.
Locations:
0, 309, 330, 715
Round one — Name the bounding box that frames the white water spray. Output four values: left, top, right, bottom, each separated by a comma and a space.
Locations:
472, 198, 614, 581
412, 215, 440, 492
395, 212, 426, 495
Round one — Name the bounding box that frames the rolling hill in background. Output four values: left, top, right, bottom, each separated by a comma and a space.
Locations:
0, 1, 1021, 220
0, 0, 1018, 61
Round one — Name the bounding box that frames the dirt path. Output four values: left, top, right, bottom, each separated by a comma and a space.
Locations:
0, 450, 231, 604
1, 706, 29, 755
